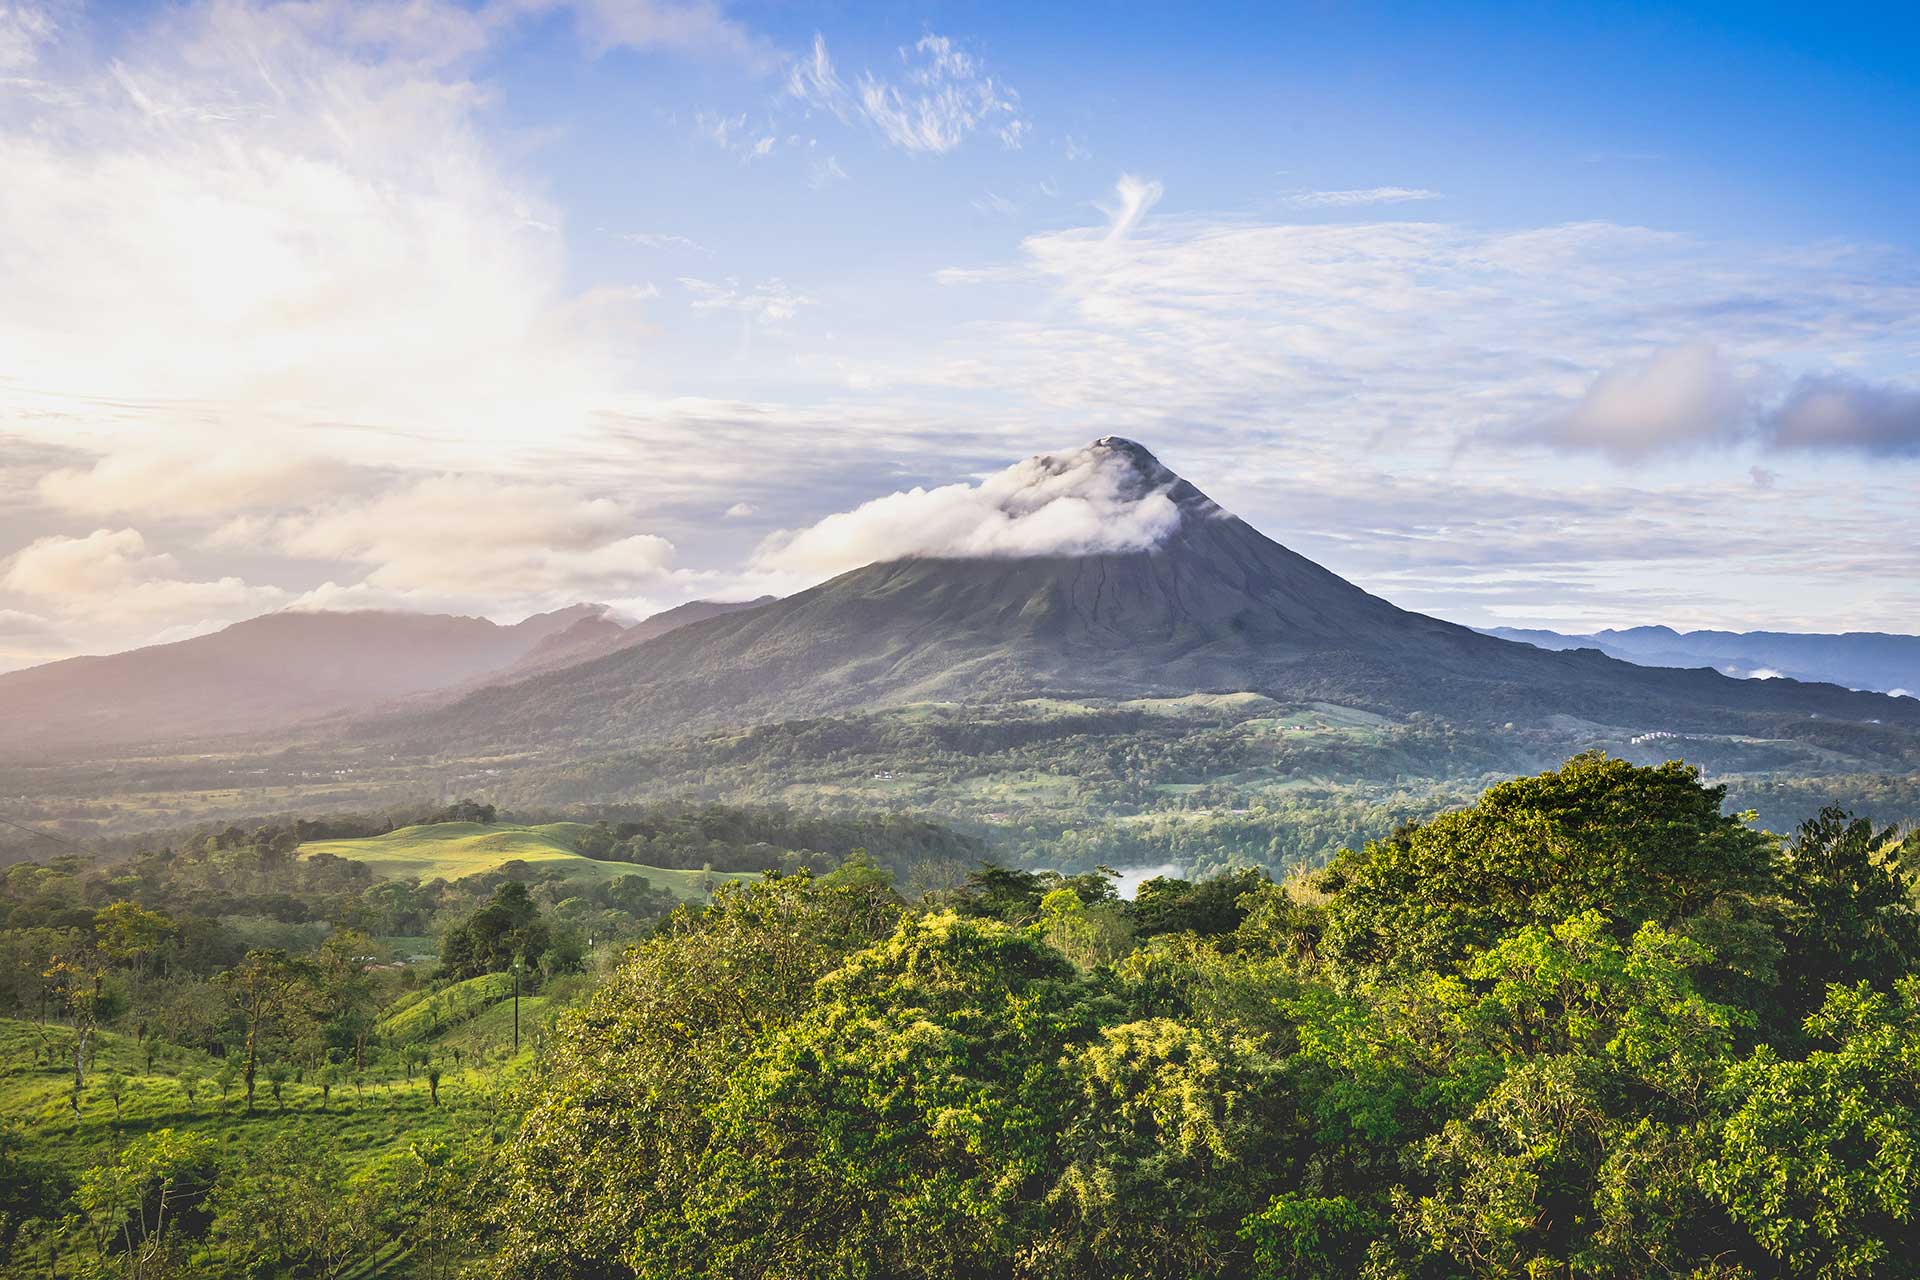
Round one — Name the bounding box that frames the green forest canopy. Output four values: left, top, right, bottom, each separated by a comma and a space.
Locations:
5, 753, 1920, 1278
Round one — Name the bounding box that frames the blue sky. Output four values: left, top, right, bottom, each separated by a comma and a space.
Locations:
1, 0, 1918, 667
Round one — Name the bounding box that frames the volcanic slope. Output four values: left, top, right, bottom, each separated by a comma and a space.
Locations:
390, 438, 1920, 754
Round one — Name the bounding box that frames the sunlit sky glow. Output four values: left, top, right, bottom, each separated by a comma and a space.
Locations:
2, 0, 1918, 669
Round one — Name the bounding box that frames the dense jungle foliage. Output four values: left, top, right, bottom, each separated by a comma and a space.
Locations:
4, 754, 1920, 1277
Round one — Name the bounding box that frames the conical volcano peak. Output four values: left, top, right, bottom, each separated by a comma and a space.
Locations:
1089, 434, 1161, 471
1044, 435, 1168, 487
1031, 435, 1212, 507
754, 437, 1209, 579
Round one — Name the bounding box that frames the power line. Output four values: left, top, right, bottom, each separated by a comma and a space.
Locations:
0, 812, 106, 860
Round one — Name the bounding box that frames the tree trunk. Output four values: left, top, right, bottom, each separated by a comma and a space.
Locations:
71, 1026, 89, 1091
243, 1024, 259, 1115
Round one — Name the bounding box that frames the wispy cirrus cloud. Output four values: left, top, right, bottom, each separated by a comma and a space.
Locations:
1285, 186, 1442, 207
786, 32, 1026, 155
0, 0, 65, 72
678, 276, 813, 324
619, 230, 709, 253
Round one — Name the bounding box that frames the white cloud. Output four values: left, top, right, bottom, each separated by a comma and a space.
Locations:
1286, 187, 1442, 208
0, 0, 625, 465
513, 0, 764, 62
724, 502, 756, 518
5, 528, 178, 596
1, 527, 286, 626
38, 438, 350, 517
1100, 174, 1163, 243
753, 439, 1184, 580
786, 32, 1025, 155
271, 474, 679, 597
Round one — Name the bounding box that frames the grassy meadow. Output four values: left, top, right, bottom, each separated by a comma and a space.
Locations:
299, 820, 758, 895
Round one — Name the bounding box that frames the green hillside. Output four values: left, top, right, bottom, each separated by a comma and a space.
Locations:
300, 821, 755, 895
0, 1017, 514, 1279
375, 973, 516, 1042
374, 977, 558, 1056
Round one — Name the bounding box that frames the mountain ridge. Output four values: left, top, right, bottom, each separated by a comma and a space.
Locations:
1486, 624, 1920, 695
377, 439, 1920, 756
0, 598, 766, 757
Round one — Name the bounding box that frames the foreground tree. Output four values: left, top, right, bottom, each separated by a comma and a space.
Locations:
1045, 1017, 1296, 1278
209, 1137, 381, 1279
1396, 914, 1754, 1277
496, 873, 901, 1277
647, 912, 1107, 1280
1704, 980, 1920, 1278
1776, 809, 1920, 1020
76, 1129, 219, 1280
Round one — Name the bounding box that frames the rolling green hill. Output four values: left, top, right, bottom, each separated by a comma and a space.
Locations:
299, 820, 755, 895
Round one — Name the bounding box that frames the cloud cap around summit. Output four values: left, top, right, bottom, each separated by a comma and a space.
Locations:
752, 437, 1203, 580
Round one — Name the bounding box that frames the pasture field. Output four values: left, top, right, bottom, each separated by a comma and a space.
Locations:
299, 820, 756, 895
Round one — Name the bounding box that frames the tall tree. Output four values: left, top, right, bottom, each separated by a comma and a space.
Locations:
43, 950, 108, 1091
92, 902, 177, 980
213, 949, 314, 1115
1778, 808, 1920, 1014
1320, 753, 1777, 975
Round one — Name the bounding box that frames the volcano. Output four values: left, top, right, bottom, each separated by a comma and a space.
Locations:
391, 438, 1920, 754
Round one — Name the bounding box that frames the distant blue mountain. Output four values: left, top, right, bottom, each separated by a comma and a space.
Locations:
1482, 625, 1920, 697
